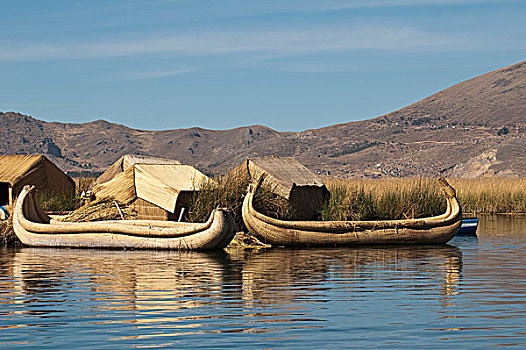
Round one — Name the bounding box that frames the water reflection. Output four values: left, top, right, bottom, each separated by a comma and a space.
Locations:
1, 246, 462, 315
478, 214, 526, 239
2, 248, 238, 312
0, 236, 524, 348
239, 246, 462, 306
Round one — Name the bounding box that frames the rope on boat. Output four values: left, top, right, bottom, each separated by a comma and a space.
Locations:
114, 201, 125, 220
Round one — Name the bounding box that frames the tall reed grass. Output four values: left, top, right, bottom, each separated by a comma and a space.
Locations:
450, 178, 526, 214
187, 172, 291, 228
322, 177, 526, 220
186, 172, 249, 227
322, 178, 446, 221
38, 190, 77, 212
37, 177, 96, 212
74, 177, 96, 196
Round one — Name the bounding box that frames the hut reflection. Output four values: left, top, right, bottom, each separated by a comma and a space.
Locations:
239, 249, 330, 306
0, 247, 19, 313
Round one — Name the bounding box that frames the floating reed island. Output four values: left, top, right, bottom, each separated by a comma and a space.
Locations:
2, 153, 526, 248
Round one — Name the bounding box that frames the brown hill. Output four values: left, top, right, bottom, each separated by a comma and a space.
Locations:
1, 60, 525, 178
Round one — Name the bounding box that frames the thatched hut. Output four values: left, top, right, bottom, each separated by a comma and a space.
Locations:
92, 164, 208, 221
0, 155, 75, 207
95, 154, 181, 186
234, 156, 329, 219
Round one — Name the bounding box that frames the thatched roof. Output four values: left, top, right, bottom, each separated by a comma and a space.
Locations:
239, 156, 326, 199
0, 155, 46, 185
92, 164, 208, 213
0, 155, 74, 193
96, 154, 181, 185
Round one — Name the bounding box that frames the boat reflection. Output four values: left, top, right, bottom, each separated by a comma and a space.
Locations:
239, 245, 463, 306
1, 248, 239, 316
0, 244, 462, 341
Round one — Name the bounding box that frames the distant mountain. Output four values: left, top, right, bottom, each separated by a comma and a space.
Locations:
1, 60, 525, 178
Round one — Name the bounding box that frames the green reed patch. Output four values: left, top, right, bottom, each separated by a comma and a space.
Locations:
187, 172, 292, 229
322, 178, 446, 221
38, 190, 78, 212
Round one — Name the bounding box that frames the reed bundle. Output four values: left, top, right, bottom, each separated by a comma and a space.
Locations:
0, 217, 18, 245
227, 232, 271, 249
60, 199, 137, 222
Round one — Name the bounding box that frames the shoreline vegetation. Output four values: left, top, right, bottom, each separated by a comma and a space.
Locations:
450, 178, 526, 215
323, 177, 526, 219
2, 176, 525, 246
187, 176, 526, 223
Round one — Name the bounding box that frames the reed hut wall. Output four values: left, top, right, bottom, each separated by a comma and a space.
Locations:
234, 156, 329, 219
0, 155, 74, 206
130, 198, 174, 221
95, 154, 181, 186
92, 164, 207, 221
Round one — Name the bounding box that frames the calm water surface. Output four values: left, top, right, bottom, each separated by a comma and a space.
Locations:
1, 216, 525, 349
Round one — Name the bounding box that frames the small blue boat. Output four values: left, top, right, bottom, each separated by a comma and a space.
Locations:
458, 218, 479, 235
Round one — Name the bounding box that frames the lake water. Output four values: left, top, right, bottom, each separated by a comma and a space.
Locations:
1, 216, 525, 349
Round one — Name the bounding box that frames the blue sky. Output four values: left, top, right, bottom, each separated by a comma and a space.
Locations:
0, 0, 524, 131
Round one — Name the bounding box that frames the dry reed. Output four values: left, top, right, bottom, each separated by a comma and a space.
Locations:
60, 199, 137, 222
450, 178, 526, 214
0, 217, 19, 245
187, 172, 292, 229
322, 178, 446, 221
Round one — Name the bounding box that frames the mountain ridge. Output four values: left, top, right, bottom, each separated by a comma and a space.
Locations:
1, 60, 525, 178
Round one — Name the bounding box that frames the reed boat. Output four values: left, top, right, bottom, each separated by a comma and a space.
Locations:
242, 178, 462, 247
13, 186, 236, 250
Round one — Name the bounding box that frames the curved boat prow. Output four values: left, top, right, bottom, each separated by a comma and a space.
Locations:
438, 177, 457, 199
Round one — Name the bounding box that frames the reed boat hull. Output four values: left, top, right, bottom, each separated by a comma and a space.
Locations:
13, 186, 236, 250
243, 178, 462, 247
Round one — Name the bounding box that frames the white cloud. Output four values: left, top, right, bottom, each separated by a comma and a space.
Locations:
297, 0, 521, 10
0, 24, 463, 62
124, 67, 199, 80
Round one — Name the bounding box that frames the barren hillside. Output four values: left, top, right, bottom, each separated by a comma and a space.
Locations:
1, 60, 524, 177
